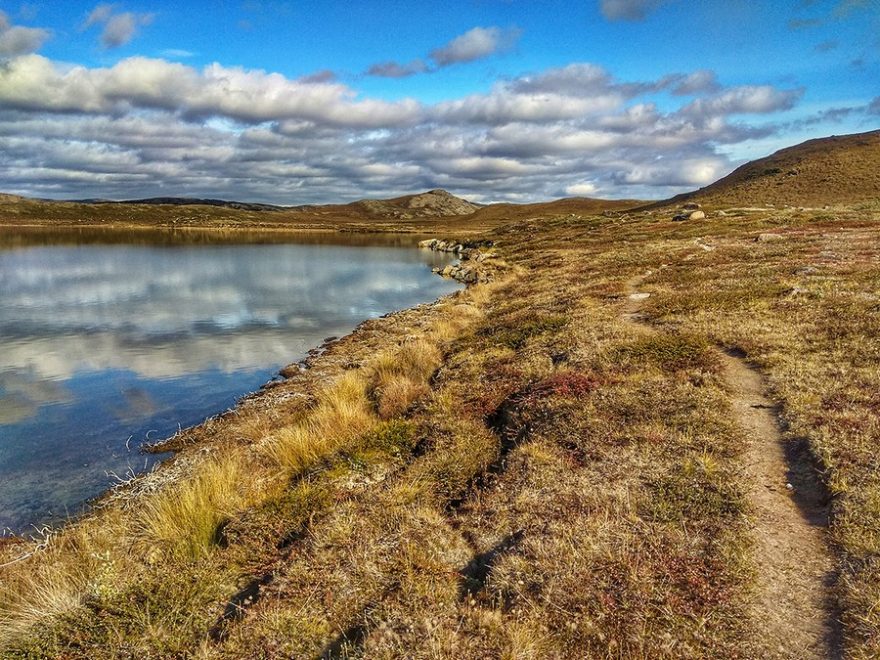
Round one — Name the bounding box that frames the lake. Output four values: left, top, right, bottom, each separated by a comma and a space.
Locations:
0, 229, 460, 534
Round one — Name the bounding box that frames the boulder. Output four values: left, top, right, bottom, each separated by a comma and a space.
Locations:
673, 210, 706, 221
756, 233, 785, 242
683, 202, 702, 211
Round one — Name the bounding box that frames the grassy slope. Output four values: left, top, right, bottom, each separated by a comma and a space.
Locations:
3, 201, 878, 657
667, 129, 880, 209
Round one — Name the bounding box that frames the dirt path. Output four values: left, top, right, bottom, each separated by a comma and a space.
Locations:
623, 275, 840, 659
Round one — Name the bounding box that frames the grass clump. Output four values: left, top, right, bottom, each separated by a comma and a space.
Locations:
481, 312, 568, 349
612, 333, 720, 373
371, 339, 442, 419
645, 454, 745, 524
137, 454, 243, 561
264, 370, 374, 474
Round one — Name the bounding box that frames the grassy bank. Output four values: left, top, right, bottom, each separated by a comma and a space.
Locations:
1, 202, 878, 657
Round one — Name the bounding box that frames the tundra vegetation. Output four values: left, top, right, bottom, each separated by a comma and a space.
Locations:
0, 133, 879, 658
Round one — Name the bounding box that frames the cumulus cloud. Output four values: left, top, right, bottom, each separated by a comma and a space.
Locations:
366, 26, 520, 78
599, 0, 666, 21
430, 26, 521, 66
298, 69, 336, 83
680, 85, 803, 119
81, 3, 154, 48
83, 3, 114, 28
0, 53, 806, 203
366, 59, 428, 78
669, 70, 721, 95
565, 181, 599, 196
0, 55, 422, 128
0, 11, 50, 57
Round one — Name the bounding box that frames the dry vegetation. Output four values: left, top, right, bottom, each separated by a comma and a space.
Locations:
1, 132, 879, 658
667, 129, 880, 209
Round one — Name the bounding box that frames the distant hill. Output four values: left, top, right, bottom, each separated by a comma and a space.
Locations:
341, 189, 481, 219
671, 129, 880, 208
75, 197, 286, 212
463, 196, 640, 223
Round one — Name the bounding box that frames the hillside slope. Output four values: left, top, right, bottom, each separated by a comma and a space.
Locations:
345, 189, 481, 219
675, 129, 880, 208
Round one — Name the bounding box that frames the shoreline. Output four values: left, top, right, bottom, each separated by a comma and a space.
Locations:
0, 231, 497, 543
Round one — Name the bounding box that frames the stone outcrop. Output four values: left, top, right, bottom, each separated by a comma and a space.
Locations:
673, 208, 707, 221
419, 238, 497, 284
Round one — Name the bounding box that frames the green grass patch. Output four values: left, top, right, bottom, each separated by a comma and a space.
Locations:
612, 333, 720, 373
481, 313, 568, 350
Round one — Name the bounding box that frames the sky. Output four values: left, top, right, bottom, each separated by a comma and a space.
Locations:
0, 0, 878, 204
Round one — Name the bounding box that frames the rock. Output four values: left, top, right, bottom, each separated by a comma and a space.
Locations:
628, 292, 651, 301
673, 210, 705, 221
756, 233, 785, 242
683, 202, 702, 211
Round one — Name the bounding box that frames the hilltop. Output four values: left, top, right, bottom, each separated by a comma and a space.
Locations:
348, 189, 482, 218
670, 129, 880, 208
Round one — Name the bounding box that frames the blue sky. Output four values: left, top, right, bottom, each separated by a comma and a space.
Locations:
0, 0, 877, 203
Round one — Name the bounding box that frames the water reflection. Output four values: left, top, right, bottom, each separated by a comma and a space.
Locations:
0, 234, 459, 533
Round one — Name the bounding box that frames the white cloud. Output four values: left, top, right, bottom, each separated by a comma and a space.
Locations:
566, 181, 599, 196
0, 55, 423, 128
680, 85, 803, 118
430, 26, 521, 66
0, 11, 49, 57
670, 69, 720, 95
366, 25, 520, 78
101, 12, 151, 48
81, 3, 154, 49
0, 53, 805, 203
82, 3, 114, 29
366, 59, 428, 78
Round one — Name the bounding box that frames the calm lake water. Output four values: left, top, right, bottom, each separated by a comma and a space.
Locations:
0, 230, 459, 534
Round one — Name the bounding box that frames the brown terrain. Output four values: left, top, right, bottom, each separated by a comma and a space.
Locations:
666, 129, 880, 209
0, 129, 878, 658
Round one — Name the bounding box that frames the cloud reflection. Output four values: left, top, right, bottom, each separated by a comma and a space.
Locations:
0, 242, 458, 422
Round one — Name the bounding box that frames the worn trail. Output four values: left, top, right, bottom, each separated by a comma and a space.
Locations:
624, 275, 840, 659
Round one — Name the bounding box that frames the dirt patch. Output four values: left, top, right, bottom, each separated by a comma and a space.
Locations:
720, 352, 840, 658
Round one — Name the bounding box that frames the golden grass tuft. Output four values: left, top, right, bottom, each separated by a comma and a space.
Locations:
137, 454, 244, 561
264, 371, 375, 473
0, 560, 90, 644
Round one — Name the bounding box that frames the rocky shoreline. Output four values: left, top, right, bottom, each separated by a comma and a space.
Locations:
418, 237, 499, 284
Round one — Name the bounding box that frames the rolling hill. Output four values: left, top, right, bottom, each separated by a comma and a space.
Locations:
669, 129, 880, 208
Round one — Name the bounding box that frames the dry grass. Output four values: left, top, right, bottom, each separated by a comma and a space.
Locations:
136, 454, 245, 561
263, 371, 375, 473
3, 197, 878, 657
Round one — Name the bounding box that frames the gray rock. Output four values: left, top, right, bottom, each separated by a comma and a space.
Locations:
673, 210, 706, 221
756, 233, 785, 242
